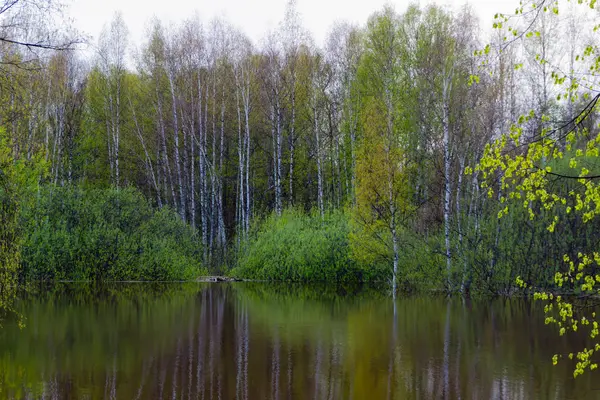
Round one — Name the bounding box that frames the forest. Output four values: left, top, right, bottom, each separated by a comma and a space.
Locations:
0, 0, 600, 376
0, 0, 599, 307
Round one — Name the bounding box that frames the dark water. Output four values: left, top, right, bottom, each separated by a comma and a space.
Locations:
0, 283, 596, 399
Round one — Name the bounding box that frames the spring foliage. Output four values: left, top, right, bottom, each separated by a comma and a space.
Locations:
231, 209, 386, 282
476, 0, 600, 378
20, 186, 206, 281
0, 131, 47, 324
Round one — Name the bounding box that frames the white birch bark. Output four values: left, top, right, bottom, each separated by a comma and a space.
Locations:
313, 89, 324, 218
130, 97, 162, 207
443, 70, 452, 289
168, 69, 186, 220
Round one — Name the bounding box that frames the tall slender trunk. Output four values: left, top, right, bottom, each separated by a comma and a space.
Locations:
235, 79, 245, 240
190, 88, 196, 229
271, 105, 277, 214
26, 92, 36, 161
332, 102, 342, 207
456, 156, 465, 294
130, 97, 162, 207
44, 82, 52, 163
288, 81, 296, 207
341, 119, 350, 201
463, 167, 479, 293
156, 112, 165, 201
567, 16, 576, 148
52, 105, 63, 185
168, 70, 186, 220
349, 102, 357, 203
391, 220, 399, 298
490, 180, 503, 281
210, 73, 217, 254
314, 92, 324, 218
198, 78, 208, 259
384, 82, 398, 297
218, 85, 226, 247
388, 140, 398, 298
114, 74, 121, 189
275, 91, 282, 216
243, 75, 251, 234
156, 86, 176, 207
181, 99, 190, 222
105, 87, 116, 185
443, 73, 452, 290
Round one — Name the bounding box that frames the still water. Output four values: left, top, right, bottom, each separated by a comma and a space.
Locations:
0, 283, 596, 399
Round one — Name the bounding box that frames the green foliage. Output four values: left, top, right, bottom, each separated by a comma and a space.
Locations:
231, 208, 385, 282
0, 147, 21, 323
20, 186, 206, 282
477, 12, 600, 375
350, 217, 445, 291
0, 131, 46, 324
395, 231, 446, 291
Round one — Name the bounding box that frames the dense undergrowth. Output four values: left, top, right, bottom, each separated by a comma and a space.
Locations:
7, 179, 596, 292
230, 209, 386, 283
231, 194, 600, 293
229, 209, 446, 286
19, 186, 206, 282
12, 184, 594, 293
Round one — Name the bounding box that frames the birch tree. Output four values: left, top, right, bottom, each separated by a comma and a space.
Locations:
232, 30, 254, 235
280, 0, 308, 206
97, 12, 129, 188
262, 33, 284, 216
351, 7, 412, 294
326, 23, 363, 202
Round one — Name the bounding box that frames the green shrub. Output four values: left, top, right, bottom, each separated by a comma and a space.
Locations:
20, 186, 205, 282
394, 229, 445, 292
231, 208, 386, 282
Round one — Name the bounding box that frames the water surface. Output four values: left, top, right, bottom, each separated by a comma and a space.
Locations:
0, 283, 596, 399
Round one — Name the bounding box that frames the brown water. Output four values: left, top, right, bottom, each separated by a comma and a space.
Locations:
0, 283, 596, 399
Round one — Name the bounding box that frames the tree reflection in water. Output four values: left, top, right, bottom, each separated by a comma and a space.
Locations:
0, 283, 596, 399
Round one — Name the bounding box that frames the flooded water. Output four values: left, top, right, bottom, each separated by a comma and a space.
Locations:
0, 283, 596, 399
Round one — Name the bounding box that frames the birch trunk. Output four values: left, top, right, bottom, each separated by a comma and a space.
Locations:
275, 89, 282, 216
210, 73, 217, 252
443, 73, 452, 289
198, 77, 208, 262
130, 97, 162, 207
181, 99, 190, 223
350, 105, 357, 203
314, 92, 324, 218
168, 70, 186, 220
156, 87, 176, 207
243, 76, 251, 234
456, 156, 465, 293
383, 81, 399, 297
288, 82, 296, 207
390, 185, 399, 298
235, 78, 245, 238
463, 167, 479, 293
114, 74, 121, 189
333, 103, 342, 208
190, 90, 196, 229
218, 86, 226, 247
217, 85, 226, 246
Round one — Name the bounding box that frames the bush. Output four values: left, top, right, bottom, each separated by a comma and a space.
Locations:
20, 186, 205, 281
230, 208, 386, 282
